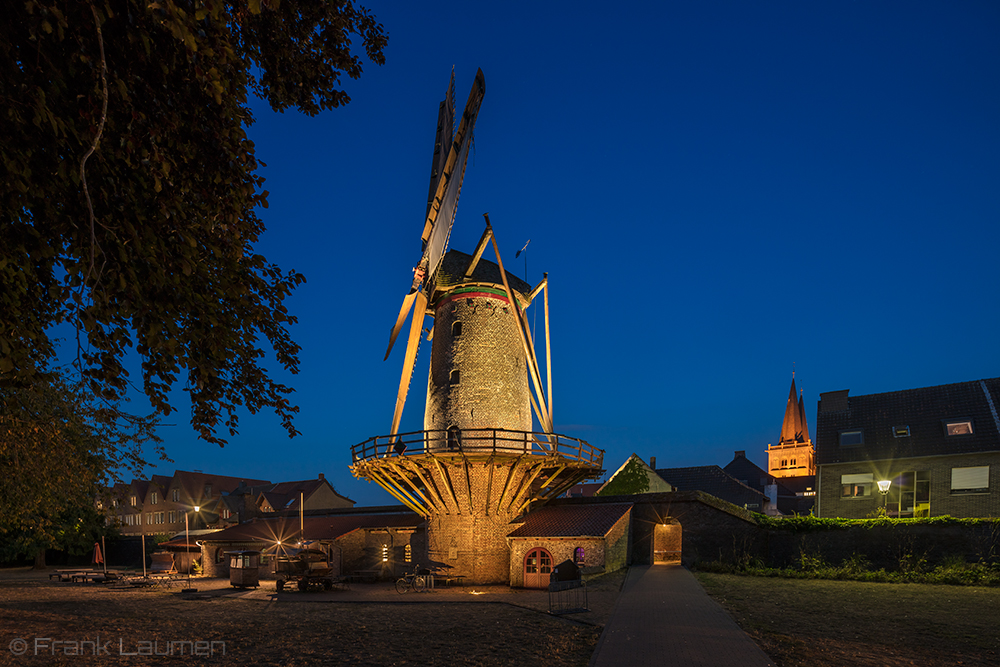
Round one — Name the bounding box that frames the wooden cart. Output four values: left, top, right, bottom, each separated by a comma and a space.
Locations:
274, 548, 345, 592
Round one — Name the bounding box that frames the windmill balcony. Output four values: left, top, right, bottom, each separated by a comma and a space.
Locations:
351, 428, 603, 468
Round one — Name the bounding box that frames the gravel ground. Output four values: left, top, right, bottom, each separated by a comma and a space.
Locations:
0, 568, 625, 666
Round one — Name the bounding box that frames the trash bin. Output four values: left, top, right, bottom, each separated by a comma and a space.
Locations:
227, 550, 261, 589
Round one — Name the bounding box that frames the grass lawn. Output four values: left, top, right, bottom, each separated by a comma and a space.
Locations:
696, 572, 1000, 667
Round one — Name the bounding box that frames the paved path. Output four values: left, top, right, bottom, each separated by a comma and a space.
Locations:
589, 564, 774, 667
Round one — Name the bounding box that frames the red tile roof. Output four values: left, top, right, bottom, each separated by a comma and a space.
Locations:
507, 503, 632, 538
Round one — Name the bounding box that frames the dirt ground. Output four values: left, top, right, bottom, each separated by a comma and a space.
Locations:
0, 568, 623, 666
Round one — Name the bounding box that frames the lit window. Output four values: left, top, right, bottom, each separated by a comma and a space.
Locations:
893, 426, 910, 438
839, 430, 863, 446
951, 466, 989, 494
150, 492, 157, 505
574, 547, 585, 565
841, 473, 873, 498
382, 544, 389, 562
404, 544, 412, 563
146, 512, 153, 525
945, 420, 973, 436
130, 496, 137, 506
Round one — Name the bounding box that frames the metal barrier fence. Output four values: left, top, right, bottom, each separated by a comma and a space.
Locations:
352, 428, 603, 467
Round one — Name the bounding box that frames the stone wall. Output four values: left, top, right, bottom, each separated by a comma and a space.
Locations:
425, 292, 531, 435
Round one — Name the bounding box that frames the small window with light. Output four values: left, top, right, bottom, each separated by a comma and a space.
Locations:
944, 420, 973, 436
893, 425, 910, 438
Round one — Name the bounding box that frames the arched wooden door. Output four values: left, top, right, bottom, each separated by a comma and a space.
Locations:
523, 548, 553, 589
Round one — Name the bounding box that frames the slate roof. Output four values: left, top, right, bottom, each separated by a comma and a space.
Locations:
654, 466, 767, 510
815, 377, 1000, 465
507, 503, 632, 538
432, 249, 532, 301
199, 512, 423, 544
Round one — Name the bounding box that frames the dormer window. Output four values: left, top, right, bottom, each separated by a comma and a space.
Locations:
150, 492, 157, 505
172, 489, 179, 502
839, 430, 864, 446
944, 420, 973, 436
893, 425, 910, 438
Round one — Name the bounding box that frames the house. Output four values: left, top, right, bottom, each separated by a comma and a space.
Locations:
655, 464, 769, 513
198, 508, 424, 579
107, 470, 271, 536
252, 474, 355, 517
815, 377, 1000, 518
597, 454, 673, 496
506, 503, 632, 588
724, 450, 815, 515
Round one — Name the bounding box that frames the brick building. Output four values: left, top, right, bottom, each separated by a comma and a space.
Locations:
815, 377, 1000, 518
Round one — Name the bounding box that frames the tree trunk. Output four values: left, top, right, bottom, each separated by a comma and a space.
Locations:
33, 548, 46, 570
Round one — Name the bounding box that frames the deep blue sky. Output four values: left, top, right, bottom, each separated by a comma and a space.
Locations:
139, 1, 999, 505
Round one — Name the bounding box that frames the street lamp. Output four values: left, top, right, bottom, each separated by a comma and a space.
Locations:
877, 480, 891, 513
184, 505, 200, 590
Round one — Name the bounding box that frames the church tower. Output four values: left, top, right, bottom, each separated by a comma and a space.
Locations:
767, 376, 816, 478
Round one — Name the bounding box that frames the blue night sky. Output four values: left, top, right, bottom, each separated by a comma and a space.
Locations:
137, 1, 1000, 505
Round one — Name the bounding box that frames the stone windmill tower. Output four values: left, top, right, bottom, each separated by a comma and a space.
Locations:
350, 70, 603, 584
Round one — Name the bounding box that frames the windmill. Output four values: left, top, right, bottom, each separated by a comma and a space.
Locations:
351, 70, 603, 584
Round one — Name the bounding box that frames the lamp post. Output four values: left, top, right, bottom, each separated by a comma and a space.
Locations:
185, 505, 200, 590
877, 480, 891, 513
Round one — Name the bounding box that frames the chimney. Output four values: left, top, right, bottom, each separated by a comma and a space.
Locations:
318, 473, 325, 481
649, 456, 656, 469
734, 450, 745, 458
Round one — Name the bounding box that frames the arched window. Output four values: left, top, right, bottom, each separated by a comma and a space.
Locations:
574, 547, 585, 565
452, 321, 462, 338
450, 369, 460, 385
447, 426, 461, 451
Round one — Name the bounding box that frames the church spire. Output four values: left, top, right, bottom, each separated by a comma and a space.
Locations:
798, 391, 810, 443
780, 377, 805, 444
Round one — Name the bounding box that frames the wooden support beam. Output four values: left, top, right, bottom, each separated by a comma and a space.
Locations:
485, 217, 552, 433
514, 465, 565, 516
464, 224, 493, 279
431, 455, 461, 514
390, 290, 427, 440
367, 468, 427, 516
372, 466, 428, 515
485, 457, 495, 517
543, 276, 553, 428
526, 276, 547, 304
462, 455, 474, 513
495, 457, 523, 515
508, 462, 545, 514
407, 460, 448, 512
388, 461, 439, 513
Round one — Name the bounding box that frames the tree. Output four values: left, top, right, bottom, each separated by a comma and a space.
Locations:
0, 368, 162, 566
0, 1, 387, 445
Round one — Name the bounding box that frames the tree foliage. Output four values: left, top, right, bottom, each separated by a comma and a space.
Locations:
597, 456, 651, 496
0, 0, 386, 445
0, 369, 162, 559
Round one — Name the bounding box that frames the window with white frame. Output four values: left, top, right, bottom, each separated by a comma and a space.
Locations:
172, 488, 179, 502
951, 466, 989, 494
150, 492, 157, 505
841, 473, 873, 498
945, 420, 974, 436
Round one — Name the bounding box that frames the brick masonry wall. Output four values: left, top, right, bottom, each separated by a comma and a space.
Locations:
508, 538, 605, 587
425, 293, 531, 434
817, 451, 1000, 519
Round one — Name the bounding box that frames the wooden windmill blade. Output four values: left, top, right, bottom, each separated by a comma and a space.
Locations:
389, 290, 428, 439
421, 68, 486, 287
383, 70, 486, 363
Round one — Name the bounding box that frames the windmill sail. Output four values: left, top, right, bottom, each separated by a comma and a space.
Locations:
421, 69, 486, 290
425, 70, 456, 220
385, 69, 486, 361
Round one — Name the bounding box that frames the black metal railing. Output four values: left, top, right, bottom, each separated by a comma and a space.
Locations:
351, 428, 603, 468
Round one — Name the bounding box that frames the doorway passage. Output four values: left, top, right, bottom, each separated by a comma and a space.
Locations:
652, 519, 682, 564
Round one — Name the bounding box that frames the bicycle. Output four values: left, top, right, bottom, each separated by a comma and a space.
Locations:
395, 564, 429, 594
